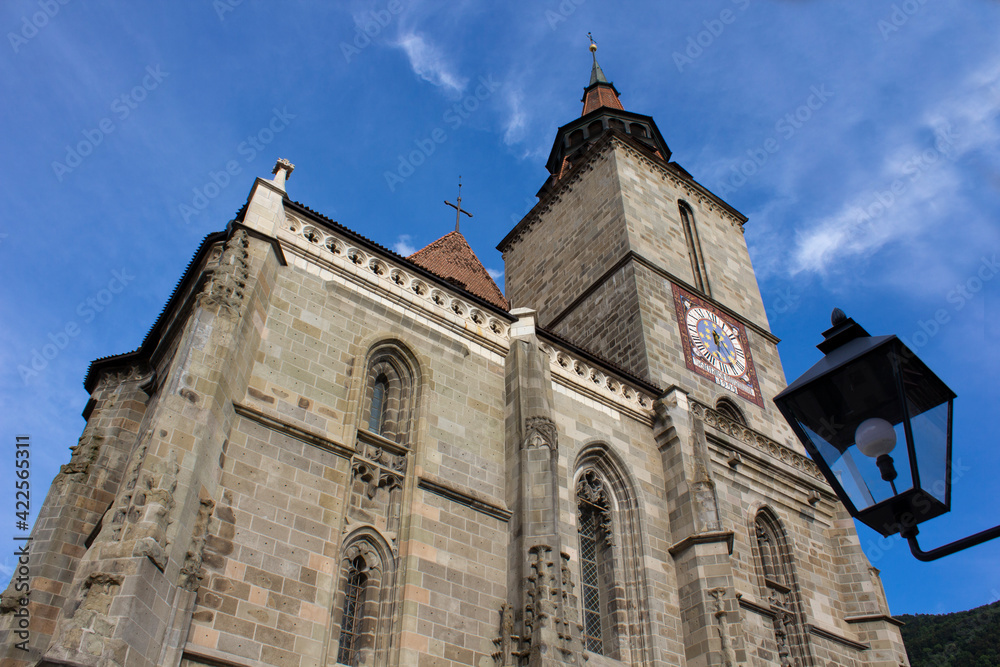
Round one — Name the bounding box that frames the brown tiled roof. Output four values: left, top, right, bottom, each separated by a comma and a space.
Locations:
408, 231, 509, 310
582, 84, 624, 115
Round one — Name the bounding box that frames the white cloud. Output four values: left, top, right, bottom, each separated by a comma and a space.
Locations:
503, 88, 527, 146
393, 32, 466, 96
486, 267, 503, 282
393, 235, 418, 256
790, 57, 1000, 285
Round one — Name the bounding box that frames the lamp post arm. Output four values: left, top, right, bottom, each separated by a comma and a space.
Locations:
901, 523, 1000, 562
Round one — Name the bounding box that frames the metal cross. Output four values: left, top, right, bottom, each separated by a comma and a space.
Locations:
444, 176, 473, 233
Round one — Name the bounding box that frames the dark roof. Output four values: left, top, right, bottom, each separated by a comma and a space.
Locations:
407, 231, 509, 310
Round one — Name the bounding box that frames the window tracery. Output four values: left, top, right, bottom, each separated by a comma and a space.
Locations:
572, 449, 651, 664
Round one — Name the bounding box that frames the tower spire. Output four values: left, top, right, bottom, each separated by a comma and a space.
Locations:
581, 34, 624, 115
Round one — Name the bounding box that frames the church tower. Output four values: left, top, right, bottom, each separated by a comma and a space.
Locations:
2, 44, 910, 667
500, 40, 789, 440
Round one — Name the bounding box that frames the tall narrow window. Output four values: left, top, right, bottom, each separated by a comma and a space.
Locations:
679, 201, 710, 295
337, 556, 367, 666
577, 469, 614, 656
368, 375, 388, 434
578, 505, 604, 654
574, 447, 652, 664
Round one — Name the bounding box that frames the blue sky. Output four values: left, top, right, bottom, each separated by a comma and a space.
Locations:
2, 0, 999, 616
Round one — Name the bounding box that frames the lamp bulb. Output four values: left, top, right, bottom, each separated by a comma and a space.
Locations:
855, 418, 897, 458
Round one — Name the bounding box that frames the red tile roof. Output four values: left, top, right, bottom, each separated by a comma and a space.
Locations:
582, 84, 624, 115
408, 231, 509, 310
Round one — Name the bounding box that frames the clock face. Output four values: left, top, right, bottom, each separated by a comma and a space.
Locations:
672, 284, 764, 408
686, 307, 747, 378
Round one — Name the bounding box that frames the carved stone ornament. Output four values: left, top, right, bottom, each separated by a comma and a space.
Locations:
360, 441, 406, 473
522, 416, 558, 450
710, 588, 738, 667
774, 610, 795, 667
198, 229, 250, 315
351, 459, 403, 500
492, 602, 519, 666
343, 541, 383, 573
577, 469, 614, 546
178, 496, 217, 592
96, 364, 155, 392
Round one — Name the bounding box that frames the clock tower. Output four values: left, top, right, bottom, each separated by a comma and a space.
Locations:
499, 42, 792, 444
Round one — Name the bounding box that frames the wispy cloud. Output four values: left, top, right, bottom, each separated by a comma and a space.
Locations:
393, 234, 417, 256
486, 267, 503, 282
790, 56, 1000, 287
502, 88, 527, 146
393, 31, 466, 96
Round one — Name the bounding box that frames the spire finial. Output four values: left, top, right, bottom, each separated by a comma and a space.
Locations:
444, 176, 473, 233
588, 32, 597, 54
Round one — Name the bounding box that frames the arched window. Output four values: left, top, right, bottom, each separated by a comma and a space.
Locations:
337, 556, 367, 666
574, 447, 652, 663
587, 120, 604, 139
679, 201, 710, 296
569, 129, 585, 147
716, 397, 747, 426
361, 342, 417, 445
333, 534, 396, 666
753, 509, 811, 666
629, 122, 648, 138
368, 375, 388, 434
609, 118, 626, 133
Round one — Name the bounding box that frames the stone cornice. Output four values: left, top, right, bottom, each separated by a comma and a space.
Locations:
536, 337, 656, 423
691, 400, 827, 484
233, 401, 354, 460
845, 613, 905, 627
807, 624, 870, 651
279, 212, 512, 357
417, 473, 511, 522
738, 595, 777, 619
668, 530, 736, 557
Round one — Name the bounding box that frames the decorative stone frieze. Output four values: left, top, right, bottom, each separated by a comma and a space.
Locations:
538, 340, 654, 419
283, 212, 510, 341
691, 399, 825, 482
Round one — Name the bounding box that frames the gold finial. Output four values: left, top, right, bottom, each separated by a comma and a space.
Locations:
588, 32, 597, 53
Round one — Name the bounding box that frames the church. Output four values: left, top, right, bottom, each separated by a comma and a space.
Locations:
2, 44, 910, 667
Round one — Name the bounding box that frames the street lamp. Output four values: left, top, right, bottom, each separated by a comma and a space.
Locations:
774, 309, 1000, 561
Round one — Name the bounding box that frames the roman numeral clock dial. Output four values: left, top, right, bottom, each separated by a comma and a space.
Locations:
672, 284, 764, 408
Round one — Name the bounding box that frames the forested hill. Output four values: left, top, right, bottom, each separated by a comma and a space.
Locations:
897, 599, 1000, 667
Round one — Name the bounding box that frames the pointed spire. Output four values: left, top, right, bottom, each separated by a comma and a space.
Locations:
581, 35, 623, 116
588, 33, 609, 86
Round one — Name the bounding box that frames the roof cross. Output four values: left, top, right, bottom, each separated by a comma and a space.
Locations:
444, 176, 473, 233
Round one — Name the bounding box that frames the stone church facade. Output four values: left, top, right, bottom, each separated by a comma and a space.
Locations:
1, 49, 909, 667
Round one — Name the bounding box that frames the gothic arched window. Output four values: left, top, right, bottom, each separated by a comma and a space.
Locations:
574, 447, 652, 664
337, 556, 368, 666
333, 535, 395, 666
753, 509, 812, 667
679, 201, 710, 296
361, 342, 417, 446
